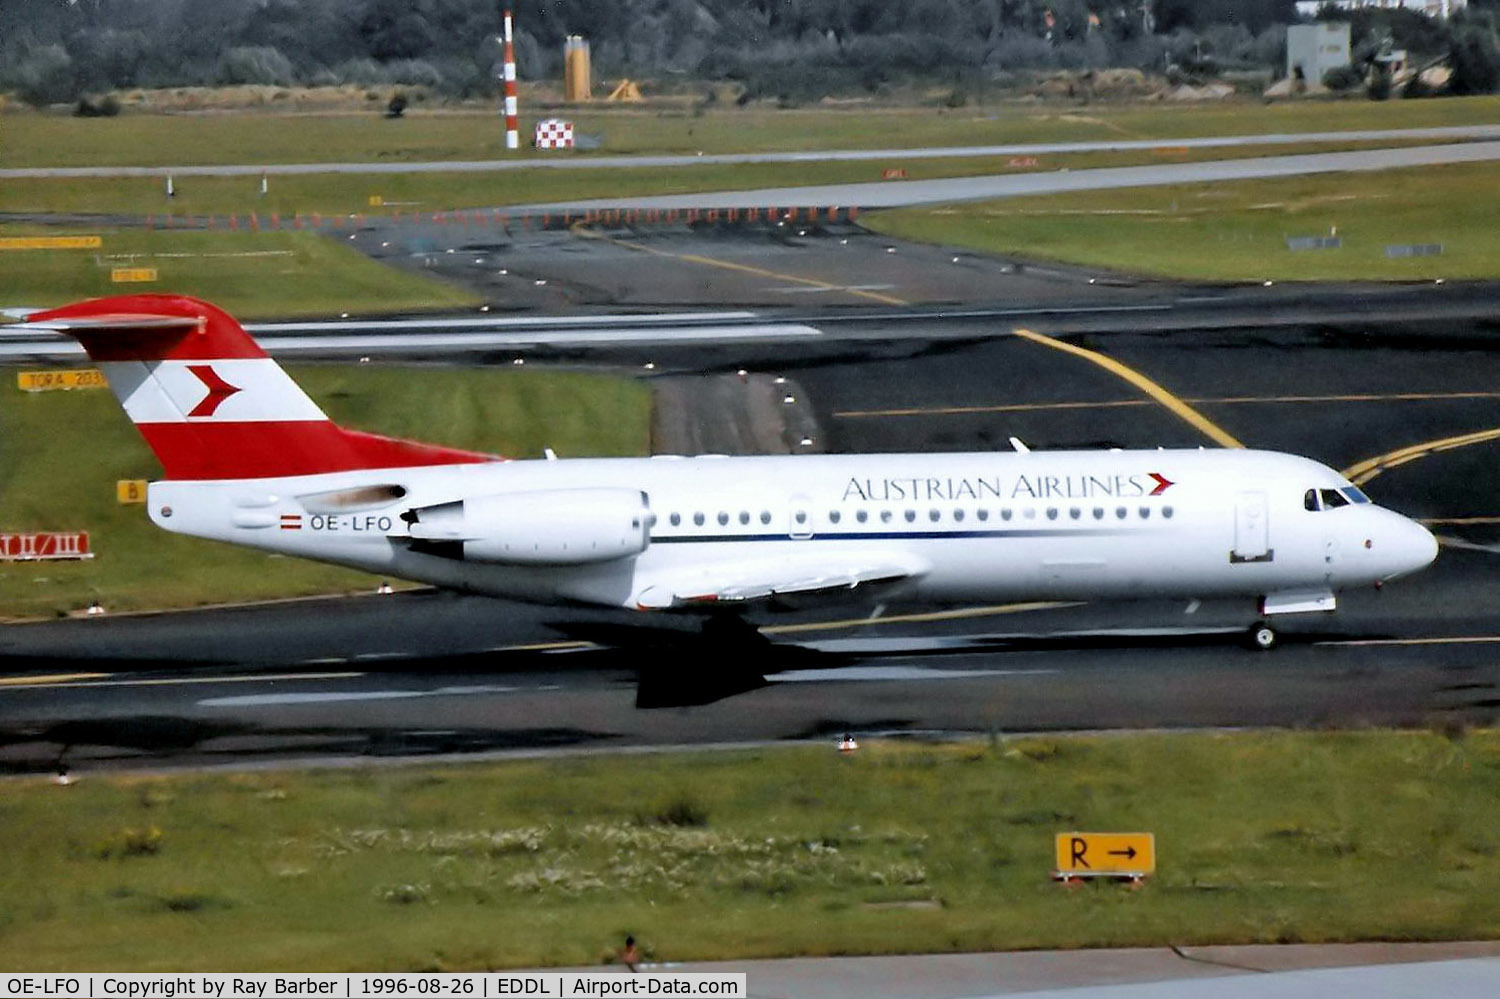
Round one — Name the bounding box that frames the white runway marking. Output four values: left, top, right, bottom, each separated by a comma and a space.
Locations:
767, 666, 1057, 683
199, 683, 521, 707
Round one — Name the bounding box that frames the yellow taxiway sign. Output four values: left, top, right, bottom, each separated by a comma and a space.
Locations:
1055, 832, 1155, 877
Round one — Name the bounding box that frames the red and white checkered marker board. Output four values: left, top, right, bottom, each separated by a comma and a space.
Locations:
535, 119, 574, 149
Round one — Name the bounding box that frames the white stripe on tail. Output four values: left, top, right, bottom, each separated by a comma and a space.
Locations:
24, 294, 498, 480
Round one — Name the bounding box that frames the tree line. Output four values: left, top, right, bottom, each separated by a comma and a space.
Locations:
3, 0, 1498, 107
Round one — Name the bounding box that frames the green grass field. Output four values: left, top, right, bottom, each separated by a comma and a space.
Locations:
0, 139, 1441, 218
0, 228, 479, 317
1, 731, 1496, 971
0, 365, 651, 618
6, 97, 1500, 167
867, 160, 1500, 282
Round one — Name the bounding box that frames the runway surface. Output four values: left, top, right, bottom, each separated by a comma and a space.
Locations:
6, 125, 1499, 178
530, 140, 1500, 210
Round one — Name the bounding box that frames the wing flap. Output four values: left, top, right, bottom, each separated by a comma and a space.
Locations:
634, 554, 927, 610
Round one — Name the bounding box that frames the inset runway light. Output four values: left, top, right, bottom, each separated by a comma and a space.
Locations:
359, 356, 371, 363
953, 256, 960, 263
773, 376, 786, 384
512, 358, 525, 365
1436, 278, 1445, 285
348, 235, 356, 240
480, 305, 490, 312
446, 248, 455, 254
1263, 280, 1274, 286
534, 279, 547, 286
800, 437, 813, 446
885, 246, 896, 253
644, 362, 655, 370
783, 394, 796, 404
1088, 278, 1096, 284
840, 239, 848, 245
381, 241, 390, 248
798, 230, 807, 236
340, 312, 349, 318
499, 268, 509, 275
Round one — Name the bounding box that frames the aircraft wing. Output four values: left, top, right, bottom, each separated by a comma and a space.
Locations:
633, 553, 928, 610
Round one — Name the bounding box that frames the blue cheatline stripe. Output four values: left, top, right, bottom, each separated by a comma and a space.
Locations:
650, 528, 1140, 544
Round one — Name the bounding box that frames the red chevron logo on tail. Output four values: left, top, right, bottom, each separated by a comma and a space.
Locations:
186, 364, 242, 418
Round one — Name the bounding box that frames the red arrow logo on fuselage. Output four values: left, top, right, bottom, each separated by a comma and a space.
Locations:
1148, 473, 1175, 496
186, 364, 242, 418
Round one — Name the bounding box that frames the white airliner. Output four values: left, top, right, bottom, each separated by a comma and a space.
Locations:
19, 294, 1437, 650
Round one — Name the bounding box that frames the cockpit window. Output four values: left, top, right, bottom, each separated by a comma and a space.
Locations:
1341, 486, 1371, 504
1304, 489, 1320, 512
1319, 488, 1350, 509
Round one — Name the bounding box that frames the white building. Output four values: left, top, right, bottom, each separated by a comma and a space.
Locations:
1295, 0, 1466, 18
1287, 22, 1351, 85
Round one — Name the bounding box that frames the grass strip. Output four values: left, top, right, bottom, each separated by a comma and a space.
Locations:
0, 730, 1496, 970
0, 140, 1444, 218
0, 365, 650, 618
0, 228, 479, 317
866, 160, 1500, 282
6, 97, 1500, 168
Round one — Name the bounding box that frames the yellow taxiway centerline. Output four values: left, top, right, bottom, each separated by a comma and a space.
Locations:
0, 672, 110, 686
0, 671, 362, 692
1341, 426, 1500, 485
1010, 327, 1244, 449
764, 601, 1076, 635
1422, 516, 1500, 525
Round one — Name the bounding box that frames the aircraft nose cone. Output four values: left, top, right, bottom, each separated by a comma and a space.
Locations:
1387, 514, 1438, 579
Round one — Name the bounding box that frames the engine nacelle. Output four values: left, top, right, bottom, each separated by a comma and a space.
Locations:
405, 488, 652, 566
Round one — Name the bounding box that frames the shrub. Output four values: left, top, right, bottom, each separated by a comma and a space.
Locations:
1322, 63, 1364, 91
654, 796, 709, 828
14, 45, 79, 106
218, 46, 295, 87
74, 95, 122, 117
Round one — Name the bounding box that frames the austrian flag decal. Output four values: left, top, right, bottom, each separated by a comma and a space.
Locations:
280, 514, 302, 531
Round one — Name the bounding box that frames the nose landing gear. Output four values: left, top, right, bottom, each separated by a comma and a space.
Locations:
1246, 621, 1277, 651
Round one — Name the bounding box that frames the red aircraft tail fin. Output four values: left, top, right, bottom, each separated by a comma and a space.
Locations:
25, 294, 497, 480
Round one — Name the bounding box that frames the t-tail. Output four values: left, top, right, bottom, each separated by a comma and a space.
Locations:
24, 294, 497, 480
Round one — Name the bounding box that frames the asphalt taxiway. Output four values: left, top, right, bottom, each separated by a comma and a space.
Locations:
6, 307, 1500, 770
8, 179, 1500, 771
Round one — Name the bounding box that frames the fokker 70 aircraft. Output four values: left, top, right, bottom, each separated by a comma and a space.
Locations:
19, 294, 1437, 650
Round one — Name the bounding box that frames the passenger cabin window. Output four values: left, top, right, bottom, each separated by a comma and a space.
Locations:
670, 512, 681, 527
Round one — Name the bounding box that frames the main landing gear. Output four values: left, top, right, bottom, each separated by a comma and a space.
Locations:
1246, 621, 1277, 651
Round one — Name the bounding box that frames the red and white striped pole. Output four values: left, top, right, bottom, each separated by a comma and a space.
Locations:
502, 7, 519, 150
